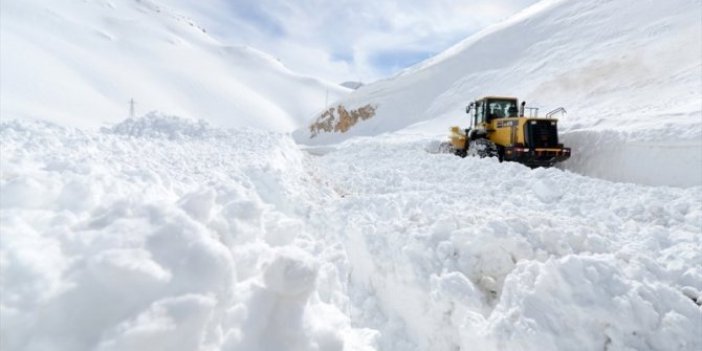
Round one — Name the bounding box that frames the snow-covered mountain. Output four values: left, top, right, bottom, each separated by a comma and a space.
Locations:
0, 0, 349, 131
294, 0, 702, 187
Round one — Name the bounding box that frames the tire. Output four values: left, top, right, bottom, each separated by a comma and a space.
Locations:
468, 138, 498, 158
497, 146, 505, 162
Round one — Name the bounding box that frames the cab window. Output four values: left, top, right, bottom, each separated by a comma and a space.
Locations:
476, 102, 484, 124
486, 99, 518, 122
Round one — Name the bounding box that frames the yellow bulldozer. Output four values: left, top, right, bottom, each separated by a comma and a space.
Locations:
448, 96, 570, 168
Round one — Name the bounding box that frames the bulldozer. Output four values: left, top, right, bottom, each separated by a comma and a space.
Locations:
448, 96, 570, 168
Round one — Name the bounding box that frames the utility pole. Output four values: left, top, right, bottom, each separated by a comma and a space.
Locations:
129, 98, 136, 118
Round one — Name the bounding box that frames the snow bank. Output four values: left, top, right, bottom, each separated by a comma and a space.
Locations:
0, 116, 375, 351
312, 135, 702, 351
561, 126, 702, 188
476, 255, 702, 350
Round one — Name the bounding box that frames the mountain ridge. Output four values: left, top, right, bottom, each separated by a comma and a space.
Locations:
0, 0, 350, 131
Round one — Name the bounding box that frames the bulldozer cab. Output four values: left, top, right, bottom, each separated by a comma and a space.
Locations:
466, 97, 519, 129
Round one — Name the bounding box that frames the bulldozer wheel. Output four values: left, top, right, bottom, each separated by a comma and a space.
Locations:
468, 138, 498, 158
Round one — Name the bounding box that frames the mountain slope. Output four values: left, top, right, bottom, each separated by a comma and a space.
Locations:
0, 0, 349, 131
294, 0, 702, 187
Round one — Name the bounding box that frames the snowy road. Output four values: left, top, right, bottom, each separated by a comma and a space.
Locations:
2, 116, 701, 351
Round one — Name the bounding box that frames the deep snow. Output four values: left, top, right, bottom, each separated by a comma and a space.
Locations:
0, 116, 376, 351
1, 116, 700, 351
312, 134, 702, 350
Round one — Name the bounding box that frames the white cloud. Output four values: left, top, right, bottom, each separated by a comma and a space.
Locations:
173, 0, 539, 83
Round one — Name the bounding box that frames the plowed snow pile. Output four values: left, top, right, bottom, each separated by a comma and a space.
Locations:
0, 116, 376, 351
2, 116, 701, 351
313, 135, 702, 350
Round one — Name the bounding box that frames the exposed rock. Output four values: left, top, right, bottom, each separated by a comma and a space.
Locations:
309, 104, 377, 137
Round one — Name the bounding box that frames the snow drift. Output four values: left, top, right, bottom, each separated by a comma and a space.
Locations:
0, 0, 349, 131
294, 0, 702, 187
0, 116, 376, 351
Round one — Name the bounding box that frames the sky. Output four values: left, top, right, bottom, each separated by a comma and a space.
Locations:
174, 0, 539, 84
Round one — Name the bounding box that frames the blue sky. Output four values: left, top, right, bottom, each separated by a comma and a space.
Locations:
179, 0, 539, 83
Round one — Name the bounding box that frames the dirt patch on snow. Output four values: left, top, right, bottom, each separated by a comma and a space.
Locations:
309, 104, 377, 137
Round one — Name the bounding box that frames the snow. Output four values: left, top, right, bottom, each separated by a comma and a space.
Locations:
294, 0, 702, 188
0, 0, 349, 130
311, 134, 701, 350
0, 116, 377, 351
2, 117, 700, 351
2, 0, 702, 350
